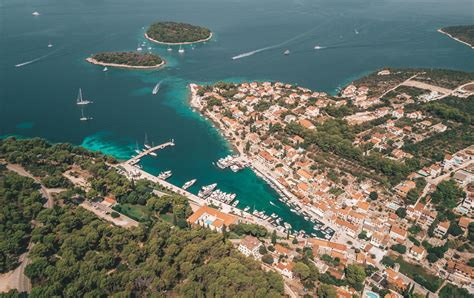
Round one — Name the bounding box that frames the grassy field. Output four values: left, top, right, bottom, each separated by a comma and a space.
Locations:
115, 204, 151, 222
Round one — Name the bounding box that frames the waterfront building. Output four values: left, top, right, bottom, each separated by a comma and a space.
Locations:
187, 205, 239, 232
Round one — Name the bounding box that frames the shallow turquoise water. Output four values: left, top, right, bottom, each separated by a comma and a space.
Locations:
1, 0, 473, 234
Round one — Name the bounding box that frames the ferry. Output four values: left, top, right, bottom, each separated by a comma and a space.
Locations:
182, 179, 197, 190
158, 170, 172, 180
198, 183, 217, 198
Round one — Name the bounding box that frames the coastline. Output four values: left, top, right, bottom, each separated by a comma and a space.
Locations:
85, 57, 166, 69
438, 28, 474, 49
144, 32, 213, 45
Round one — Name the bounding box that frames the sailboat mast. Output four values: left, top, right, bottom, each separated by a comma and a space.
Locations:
77, 88, 82, 104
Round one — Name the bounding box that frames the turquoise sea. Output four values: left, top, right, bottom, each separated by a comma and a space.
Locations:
1, 0, 473, 234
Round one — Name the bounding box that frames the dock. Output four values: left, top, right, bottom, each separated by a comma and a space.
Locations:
127, 141, 175, 164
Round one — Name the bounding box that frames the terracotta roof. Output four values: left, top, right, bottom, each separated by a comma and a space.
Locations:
240, 235, 261, 251
187, 205, 238, 227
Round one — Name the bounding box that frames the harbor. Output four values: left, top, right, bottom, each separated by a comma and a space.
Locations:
119, 139, 334, 239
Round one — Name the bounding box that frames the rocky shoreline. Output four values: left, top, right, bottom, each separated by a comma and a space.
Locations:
85, 57, 165, 69
144, 32, 213, 45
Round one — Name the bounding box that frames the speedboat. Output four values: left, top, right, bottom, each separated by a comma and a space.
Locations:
32, 11, 40, 16
48, 41, 53, 48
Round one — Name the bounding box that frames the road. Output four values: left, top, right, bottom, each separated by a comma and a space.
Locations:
2, 164, 64, 294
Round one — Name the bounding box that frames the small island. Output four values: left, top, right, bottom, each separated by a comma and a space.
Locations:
145, 21, 212, 45
438, 25, 474, 49
86, 52, 165, 69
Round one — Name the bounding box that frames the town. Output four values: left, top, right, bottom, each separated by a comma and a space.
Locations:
187, 68, 474, 297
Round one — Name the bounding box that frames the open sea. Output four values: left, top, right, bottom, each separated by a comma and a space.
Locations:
1, 0, 473, 234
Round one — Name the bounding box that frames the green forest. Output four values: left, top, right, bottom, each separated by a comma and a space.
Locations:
0, 137, 283, 296
146, 22, 211, 43
92, 52, 163, 67
0, 170, 43, 273
442, 25, 474, 47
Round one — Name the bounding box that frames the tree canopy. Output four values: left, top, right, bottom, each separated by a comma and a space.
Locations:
146, 22, 211, 43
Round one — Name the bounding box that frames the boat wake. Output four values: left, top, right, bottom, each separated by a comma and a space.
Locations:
15, 49, 59, 67
232, 20, 332, 60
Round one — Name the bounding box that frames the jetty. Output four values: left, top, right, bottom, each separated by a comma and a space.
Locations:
126, 140, 175, 165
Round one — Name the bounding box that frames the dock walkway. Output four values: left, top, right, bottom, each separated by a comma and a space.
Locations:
127, 141, 175, 164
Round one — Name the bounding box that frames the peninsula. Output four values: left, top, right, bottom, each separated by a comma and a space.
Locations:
145, 21, 212, 45
439, 25, 474, 49
86, 52, 165, 69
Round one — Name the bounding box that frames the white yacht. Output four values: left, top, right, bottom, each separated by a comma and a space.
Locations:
102, 67, 108, 72
32, 11, 40, 16
167, 47, 172, 52
182, 179, 197, 190
137, 44, 143, 51
178, 46, 184, 54
76, 88, 92, 105
47, 41, 53, 48
284, 49, 290, 55
152, 81, 161, 95
158, 170, 172, 180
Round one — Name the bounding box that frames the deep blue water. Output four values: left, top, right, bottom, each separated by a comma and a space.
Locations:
1, 0, 473, 234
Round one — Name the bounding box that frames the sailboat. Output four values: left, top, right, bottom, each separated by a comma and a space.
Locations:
79, 108, 91, 121
149, 141, 157, 156
76, 88, 92, 105
354, 29, 359, 35
144, 133, 151, 149
178, 46, 184, 54
134, 141, 141, 154
102, 67, 108, 72
152, 81, 161, 95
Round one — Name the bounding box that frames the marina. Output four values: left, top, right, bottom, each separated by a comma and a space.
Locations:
216, 155, 248, 172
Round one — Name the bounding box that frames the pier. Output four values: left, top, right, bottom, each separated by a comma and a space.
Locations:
126, 141, 175, 164
117, 162, 289, 237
